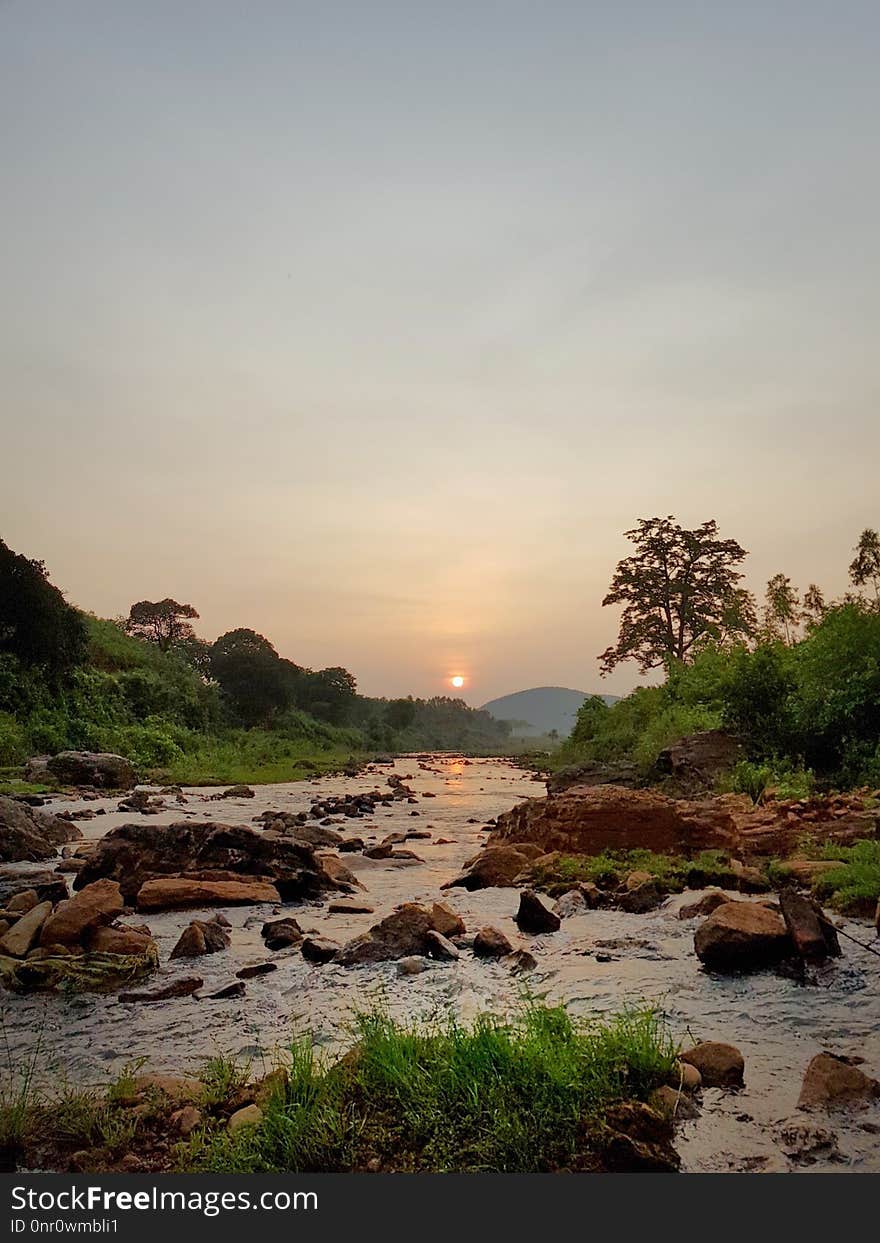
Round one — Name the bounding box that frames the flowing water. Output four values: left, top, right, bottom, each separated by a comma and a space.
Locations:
3, 755, 879, 1172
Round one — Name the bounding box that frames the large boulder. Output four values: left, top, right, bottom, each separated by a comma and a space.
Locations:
694, 901, 790, 971
74, 821, 343, 903
39, 879, 124, 947
136, 877, 280, 912
441, 845, 533, 890
491, 785, 737, 857
335, 903, 436, 966
0, 796, 82, 863
798, 1053, 880, 1111
46, 751, 136, 789
651, 730, 743, 788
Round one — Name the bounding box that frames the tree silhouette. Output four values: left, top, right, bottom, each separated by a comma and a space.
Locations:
125, 599, 200, 651
599, 516, 754, 674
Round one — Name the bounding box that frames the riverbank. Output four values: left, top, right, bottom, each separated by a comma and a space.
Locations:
3, 1003, 683, 1173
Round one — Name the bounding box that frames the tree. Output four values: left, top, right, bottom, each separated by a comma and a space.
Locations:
0, 538, 87, 677
125, 599, 200, 651
209, 628, 290, 726
802, 583, 827, 630
299, 666, 358, 724
849, 528, 880, 606
763, 573, 801, 644
385, 697, 416, 732
599, 517, 755, 674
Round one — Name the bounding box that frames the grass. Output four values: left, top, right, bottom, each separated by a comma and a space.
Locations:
528, 848, 739, 895
180, 1004, 677, 1174
152, 733, 366, 786
810, 839, 880, 915
3, 1005, 678, 1174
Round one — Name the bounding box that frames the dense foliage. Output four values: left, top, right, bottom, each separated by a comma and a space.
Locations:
561, 602, 880, 789
0, 538, 513, 782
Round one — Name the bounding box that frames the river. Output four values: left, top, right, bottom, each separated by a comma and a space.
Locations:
3, 755, 879, 1172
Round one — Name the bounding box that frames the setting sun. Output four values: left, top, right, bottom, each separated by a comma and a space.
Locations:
451, 675, 465, 688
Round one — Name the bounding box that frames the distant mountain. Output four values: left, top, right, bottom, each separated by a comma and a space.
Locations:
480, 686, 618, 738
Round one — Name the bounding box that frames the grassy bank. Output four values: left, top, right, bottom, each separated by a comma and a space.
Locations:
2, 1004, 679, 1174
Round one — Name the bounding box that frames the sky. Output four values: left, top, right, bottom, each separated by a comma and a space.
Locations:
2, 1, 879, 704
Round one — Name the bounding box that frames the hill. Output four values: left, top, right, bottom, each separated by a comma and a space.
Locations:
480, 686, 618, 737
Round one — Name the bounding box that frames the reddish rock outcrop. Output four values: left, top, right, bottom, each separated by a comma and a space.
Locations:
491, 785, 738, 857
136, 878, 280, 912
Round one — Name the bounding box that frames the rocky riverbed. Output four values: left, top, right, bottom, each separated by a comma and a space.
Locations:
2, 755, 879, 1173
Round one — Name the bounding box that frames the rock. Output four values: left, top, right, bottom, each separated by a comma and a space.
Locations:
504, 948, 537, 974
515, 890, 561, 934
335, 903, 436, 966
424, 929, 459, 960
777, 858, 843, 886
797, 1052, 880, 1111
136, 878, 281, 912
430, 902, 466, 937
602, 1101, 680, 1172
39, 880, 124, 948
0, 796, 82, 863
648, 1085, 700, 1120
678, 891, 733, 920
131, 1074, 203, 1104
338, 838, 364, 852
0, 901, 52, 957
119, 977, 203, 1002
774, 1119, 842, 1165
396, 956, 427, 976
491, 784, 737, 857
730, 859, 771, 894
75, 821, 340, 903
227, 1104, 262, 1134
313, 852, 364, 891
205, 981, 245, 999
680, 1041, 745, 1088
327, 899, 375, 914
618, 879, 662, 913
694, 901, 790, 971
254, 1069, 289, 1105
473, 926, 513, 958
580, 882, 603, 908
364, 844, 393, 859
261, 917, 303, 950
552, 889, 587, 918
547, 759, 642, 794
46, 751, 136, 789
170, 1106, 203, 1137
652, 730, 742, 788
170, 917, 231, 959
301, 936, 340, 963
779, 890, 840, 962
668, 1061, 702, 1092
442, 845, 533, 890
217, 785, 255, 799
7, 889, 39, 914
0, 870, 69, 907
85, 926, 156, 956
236, 962, 277, 979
